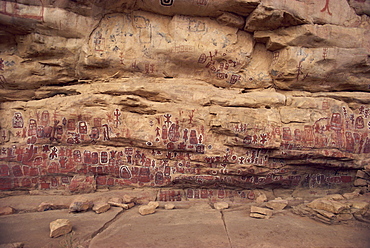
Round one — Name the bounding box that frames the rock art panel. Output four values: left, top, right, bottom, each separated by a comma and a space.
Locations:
0, 0, 369, 196
81, 11, 261, 88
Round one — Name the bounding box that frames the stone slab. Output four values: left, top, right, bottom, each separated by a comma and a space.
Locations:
0, 208, 122, 248
223, 210, 370, 248
89, 203, 230, 248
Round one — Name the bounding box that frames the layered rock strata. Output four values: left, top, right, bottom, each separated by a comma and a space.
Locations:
0, 0, 369, 198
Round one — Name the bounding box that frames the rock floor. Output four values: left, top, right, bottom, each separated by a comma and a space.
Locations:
1, 196, 370, 248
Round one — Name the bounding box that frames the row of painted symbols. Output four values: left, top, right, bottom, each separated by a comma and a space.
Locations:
12, 111, 115, 144
198, 50, 242, 84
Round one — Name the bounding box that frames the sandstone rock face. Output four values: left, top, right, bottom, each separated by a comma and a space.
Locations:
68, 175, 96, 194
49, 219, 72, 238
0, 0, 369, 200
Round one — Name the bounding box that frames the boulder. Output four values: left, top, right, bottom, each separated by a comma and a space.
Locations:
250, 206, 273, 219
351, 201, 369, 215
336, 213, 353, 222
356, 170, 369, 180
0, 243, 24, 248
38, 202, 68, 212
325, 194, 345, 201
255, 192, 267, 203
354, 179, 368, 187
68, 175, 96, 194
217, 12, 245, 29
307, 199, 349, 214
214, 202, 229, 210
250, 213, 267, 219
0, 206, 15, 216
343, 192, 360, 200
122, 195, 137, 204
108, 202, 130, 209
148, 201, 159, 209
313, 209, 335, 219
49, 219, 72, 238
93, 202, 111, 214
109, 197, 123, 204
139, 205, 156, 216
69, 197, 93, 213
164, 203, 175, 210
266, 199, 288, 211
347, 0, 370, 15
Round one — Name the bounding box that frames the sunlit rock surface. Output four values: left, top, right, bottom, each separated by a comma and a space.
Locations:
0, 0, 369, 199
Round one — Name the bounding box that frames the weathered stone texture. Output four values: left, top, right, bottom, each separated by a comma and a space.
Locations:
0, 0, 369, 198
49, 219, 72, 238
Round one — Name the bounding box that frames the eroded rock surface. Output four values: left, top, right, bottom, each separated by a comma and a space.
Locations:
0, 0, 370, 200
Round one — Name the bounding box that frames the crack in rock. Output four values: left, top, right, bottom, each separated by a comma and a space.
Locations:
220, 210, 233, 248
89, 208, 125, 241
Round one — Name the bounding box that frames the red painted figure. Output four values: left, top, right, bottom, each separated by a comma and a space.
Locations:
189, 130, 198, 144
28, 119, 37, 136
84, 151, 91, 164
283, 127, 292, 141
90, 127, 100, 141
36, 126, 44, 138
155, 171, 164, 185
330, 113, 342, 131
321, 0, 332, 15
355, 116, 364, 129
101, 151, 108, 163
162, 125, 168, 140
168, 123, 180, 142
345, 132, 355, 153
40, 110, 50, 127
119, 166, 132, 179
138, 167, 151, 183
67, 119, 76, 131
12, 112, 24, 128
114, 109, 121, 128
363, 137, 370, 153
73, 150, 82, 163
91, 152, 99, 164
294, 129, 302, 141
79, 121, 87, 134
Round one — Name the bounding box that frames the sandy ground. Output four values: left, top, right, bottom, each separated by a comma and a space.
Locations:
0, 191, 369, 248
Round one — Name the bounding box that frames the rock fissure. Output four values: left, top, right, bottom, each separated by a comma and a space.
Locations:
220, 210, 233, 248
89, 208, 125, 241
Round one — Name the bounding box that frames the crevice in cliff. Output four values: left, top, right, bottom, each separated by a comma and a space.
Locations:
33, 88, 81, 100
312, 92, 370, 105
101, 90, 172, 103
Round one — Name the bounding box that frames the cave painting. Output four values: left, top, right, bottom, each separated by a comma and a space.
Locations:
1, 102, 368, 192
320, 0, 332, 16
160, 0, 174, 6
0, 0, 44, 21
